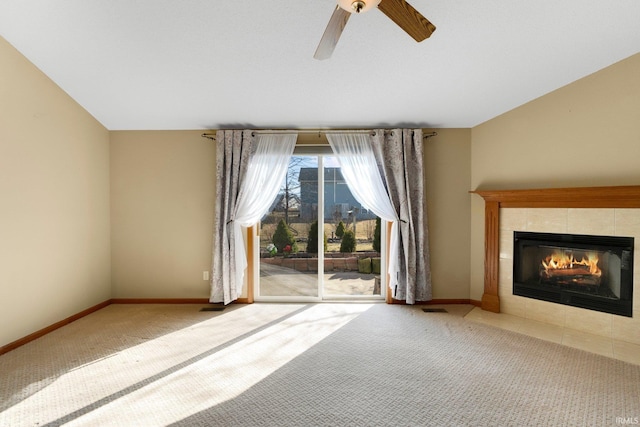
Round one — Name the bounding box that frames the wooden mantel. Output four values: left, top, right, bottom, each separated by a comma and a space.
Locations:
471, 185, 640, 313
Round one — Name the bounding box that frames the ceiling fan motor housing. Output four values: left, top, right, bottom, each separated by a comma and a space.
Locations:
337, 0, 382, 13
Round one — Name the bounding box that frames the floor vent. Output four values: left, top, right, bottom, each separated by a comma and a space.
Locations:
422, 308, 447, 313
200, 306, 226, 312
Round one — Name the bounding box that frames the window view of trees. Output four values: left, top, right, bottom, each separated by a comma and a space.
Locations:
260, 156, 380, 256
271, 219, 298, 254
259, 155, 383, 298
339, 229, 356, 253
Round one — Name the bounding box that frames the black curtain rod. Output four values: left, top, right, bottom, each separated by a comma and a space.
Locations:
200, 130, 437, 141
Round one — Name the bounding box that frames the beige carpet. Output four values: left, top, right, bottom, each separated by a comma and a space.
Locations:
1, 303, 638, 426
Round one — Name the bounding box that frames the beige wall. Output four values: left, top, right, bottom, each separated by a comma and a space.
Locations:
424, 129, 471, 299
110, 129, 472, 301
110, 131, 215, 298
470, 53, 640, 300
0, 37, 111, 347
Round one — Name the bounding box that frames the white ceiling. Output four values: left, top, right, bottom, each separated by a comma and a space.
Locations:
1, 0, 639, 130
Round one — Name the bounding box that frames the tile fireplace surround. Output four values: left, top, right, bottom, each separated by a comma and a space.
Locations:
472, 186, 640, 346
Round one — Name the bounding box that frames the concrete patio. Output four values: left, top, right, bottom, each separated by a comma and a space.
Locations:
258, 262, 380, 298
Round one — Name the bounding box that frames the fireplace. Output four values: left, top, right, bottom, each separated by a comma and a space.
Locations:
513, 231, 634, 317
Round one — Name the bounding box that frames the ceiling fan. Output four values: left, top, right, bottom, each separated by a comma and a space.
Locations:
314, 0, 436, 60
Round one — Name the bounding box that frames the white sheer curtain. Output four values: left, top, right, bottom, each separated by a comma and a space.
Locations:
213, 132, 296, 304
326, 133, 401, 292
230, 133, 297, 298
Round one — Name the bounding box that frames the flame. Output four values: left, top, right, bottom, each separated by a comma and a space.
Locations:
541, 251, 601, 276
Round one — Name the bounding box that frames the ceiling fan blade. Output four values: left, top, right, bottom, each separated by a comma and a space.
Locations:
314, 6, 352, 60
377, 0, 436, 42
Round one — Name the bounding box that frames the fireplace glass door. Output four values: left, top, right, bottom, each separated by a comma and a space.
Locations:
513, 231, 634, 317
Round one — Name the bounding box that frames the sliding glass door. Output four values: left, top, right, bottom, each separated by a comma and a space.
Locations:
322, 155, 382, 299
255, 152, 385, 302
256, 155, 320, 300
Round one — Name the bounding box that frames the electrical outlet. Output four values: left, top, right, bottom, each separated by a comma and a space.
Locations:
203, 271, 210, 281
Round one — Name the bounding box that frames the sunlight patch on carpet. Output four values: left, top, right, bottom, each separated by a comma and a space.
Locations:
67, 304, 374, 426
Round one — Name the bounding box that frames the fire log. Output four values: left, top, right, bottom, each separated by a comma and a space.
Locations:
543, 267, 592, 278
540, 266, 601, 286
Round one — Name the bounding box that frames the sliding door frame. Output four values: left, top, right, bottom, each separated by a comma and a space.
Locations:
250, 147, 387, 303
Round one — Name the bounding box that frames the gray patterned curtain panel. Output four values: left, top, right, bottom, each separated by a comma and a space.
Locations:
371, 129, 432, 303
